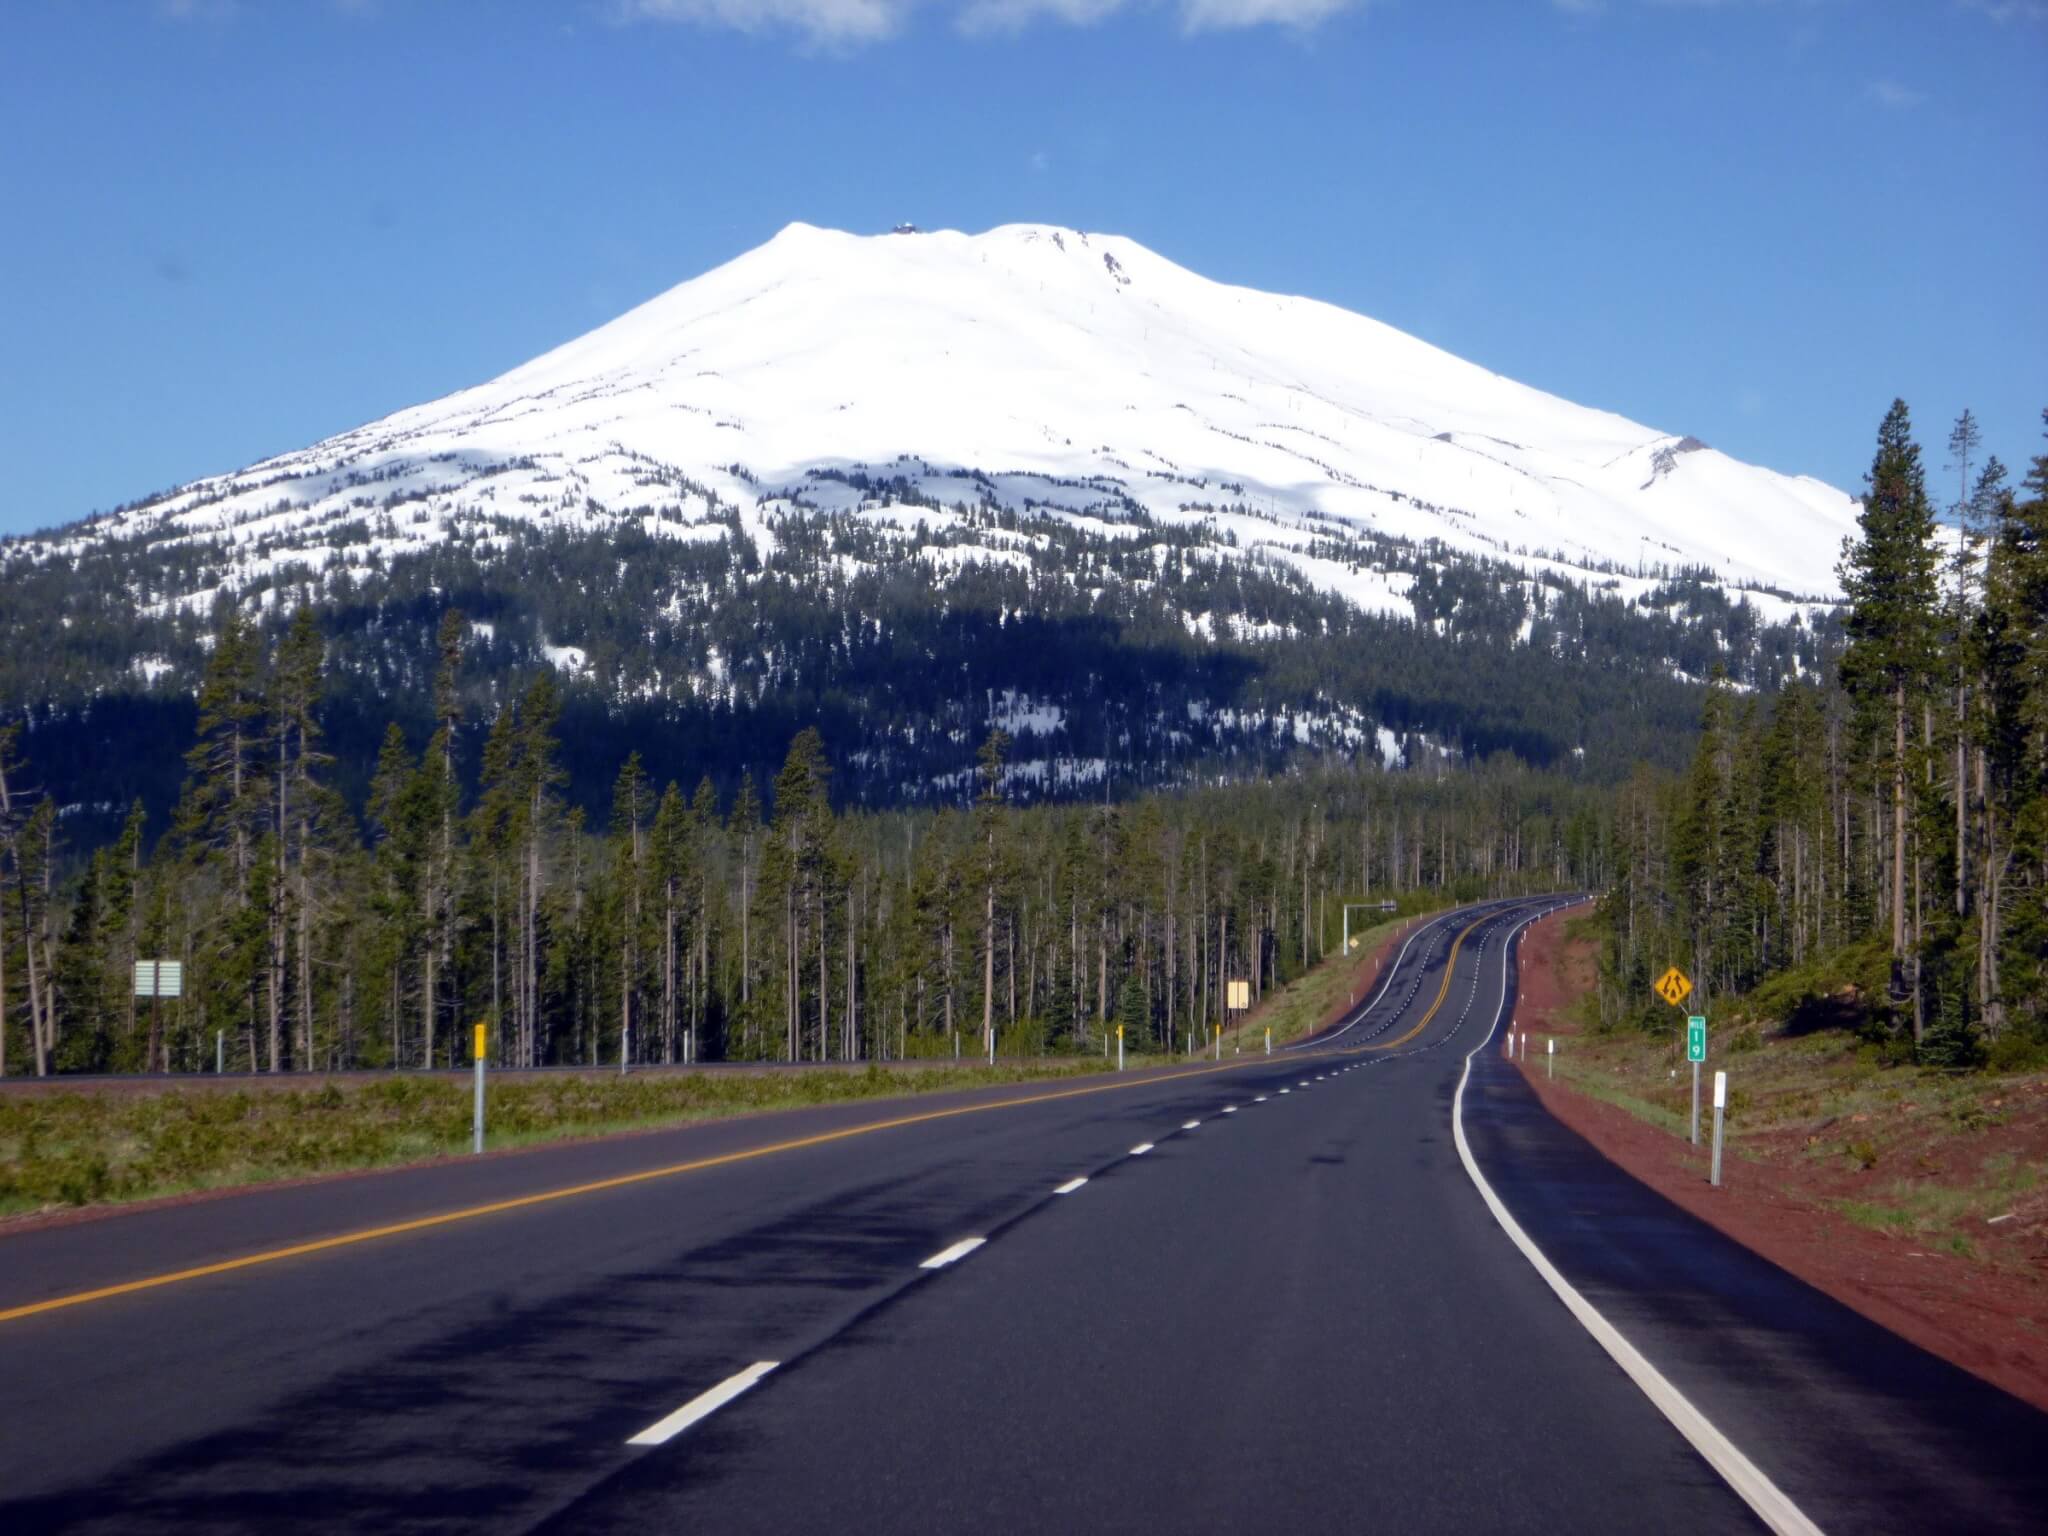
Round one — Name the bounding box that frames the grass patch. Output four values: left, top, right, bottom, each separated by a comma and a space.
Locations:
1232, 907, 1444, 1050
1837, 1200, 1916, 1234
0, 1060, 1114, 1218
1553, 1059, 1689, 1138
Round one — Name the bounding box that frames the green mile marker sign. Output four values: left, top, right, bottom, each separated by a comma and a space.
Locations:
1687, 1015, 1707, 1064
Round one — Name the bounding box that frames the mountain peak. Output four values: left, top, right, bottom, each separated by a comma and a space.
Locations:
28, 222, 1857, 613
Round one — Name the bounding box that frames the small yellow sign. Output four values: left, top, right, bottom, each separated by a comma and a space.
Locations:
1654, 967, 1693, 1008
474, 1023, 488, 1059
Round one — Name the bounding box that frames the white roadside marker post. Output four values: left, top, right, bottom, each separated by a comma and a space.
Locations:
216, 1029, 224, 1075
1117, 1024, 1124, 1072
1547, 1037, 1554, 1080
1711, 1071, 1727, 1187
1265, 1027, 1271, 1056
473, 1023, 487, 1156
989, 1027, 996, 1068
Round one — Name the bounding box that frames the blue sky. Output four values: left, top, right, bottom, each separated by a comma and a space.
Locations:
2, 0, 2042, 536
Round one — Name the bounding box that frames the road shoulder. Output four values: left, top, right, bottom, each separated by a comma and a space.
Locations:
1510, 909, 2048, 1415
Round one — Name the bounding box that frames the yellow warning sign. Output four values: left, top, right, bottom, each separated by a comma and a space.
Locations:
1654, 967, 1693, 1008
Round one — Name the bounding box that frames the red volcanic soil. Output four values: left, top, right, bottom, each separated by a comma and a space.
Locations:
1513, 909, 2048, 1414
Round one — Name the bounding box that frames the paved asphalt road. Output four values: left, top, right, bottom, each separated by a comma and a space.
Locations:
1, 896, 2041, 1533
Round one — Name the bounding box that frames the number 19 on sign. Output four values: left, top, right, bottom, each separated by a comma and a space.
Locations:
1687, 1015, 1707, 1145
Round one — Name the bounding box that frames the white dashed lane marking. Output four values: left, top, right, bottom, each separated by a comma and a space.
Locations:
1053, 1177, 1088, 1195
919, 1237, 987, 1270
626, 1361, 780, 1447
1129, 1142, 1155, 1156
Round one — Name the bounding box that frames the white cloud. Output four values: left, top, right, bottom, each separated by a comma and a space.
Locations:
619, 0, 914, 45
958, 0, 1126, 31
1864, 77, 1926, 109
1955, 0, 2048, 21
1178, 0, 1356, 29
627, 0, 1363, 42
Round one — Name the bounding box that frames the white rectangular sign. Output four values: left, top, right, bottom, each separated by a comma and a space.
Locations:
133, 960, 184, 998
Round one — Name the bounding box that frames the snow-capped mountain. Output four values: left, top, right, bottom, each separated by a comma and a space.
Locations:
37, 221, 1852, 623
4, 223, 1858, 832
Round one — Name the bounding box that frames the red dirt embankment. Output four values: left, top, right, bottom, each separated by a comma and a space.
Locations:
1513, 909, 2048, 1414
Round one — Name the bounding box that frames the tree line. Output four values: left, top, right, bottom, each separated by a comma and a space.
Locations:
1598, 404, 2046, 1067
0, 610, 1607, 1076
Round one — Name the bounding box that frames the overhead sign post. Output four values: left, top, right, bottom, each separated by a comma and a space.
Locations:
1340, 903, 1394, 961
1687, 1015, 1707, 1145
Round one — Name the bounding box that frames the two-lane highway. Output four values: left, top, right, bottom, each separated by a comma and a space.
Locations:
2, 894, 2040, 1533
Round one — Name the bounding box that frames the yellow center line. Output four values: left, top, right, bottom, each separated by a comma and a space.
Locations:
0, 1053, 1290, 1326
1358, 916, 1486, 1053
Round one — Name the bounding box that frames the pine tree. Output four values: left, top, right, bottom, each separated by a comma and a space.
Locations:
731, 770, 761, 1021
1975, 412, 2048, 1047
609, 752, 650, 1067
975, 729, 1011, 1054
420, 610, 465, 1070
770, 728, 833, 1061
175, 605, 269, 1068
1839, 400, 1941, 1038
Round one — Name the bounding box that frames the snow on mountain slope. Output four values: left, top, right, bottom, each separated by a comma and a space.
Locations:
30, 222, 1857, 616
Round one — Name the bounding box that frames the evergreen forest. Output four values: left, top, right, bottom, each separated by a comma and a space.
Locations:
1, 402, 2042, 1076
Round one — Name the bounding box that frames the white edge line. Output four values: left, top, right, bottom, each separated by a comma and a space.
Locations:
1302, 906, 1463, 1048
919, 1236, 987, 1270
626, 1361, 780, 1446
1450, 906, 1822, 1536
1053, 1176, 1088, 1195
